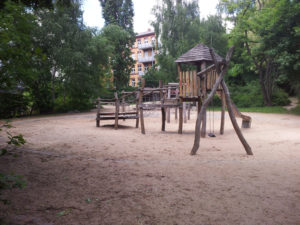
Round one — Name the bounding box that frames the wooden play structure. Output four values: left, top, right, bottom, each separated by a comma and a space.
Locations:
96, 91, 139, 129
174, 43, 252, 155
95, 43, 253, 156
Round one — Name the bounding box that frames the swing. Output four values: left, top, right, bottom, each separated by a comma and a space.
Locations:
208, 70, 216, 138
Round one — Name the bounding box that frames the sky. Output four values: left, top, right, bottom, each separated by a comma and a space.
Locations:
81, 0, 220, 33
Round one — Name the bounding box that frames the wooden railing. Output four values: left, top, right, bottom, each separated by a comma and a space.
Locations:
179, 70, 198, 97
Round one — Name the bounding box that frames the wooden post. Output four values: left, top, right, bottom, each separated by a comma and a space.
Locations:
183, 102, 187, 123
139, 79, 145, 134
96, 97, 101, 127
122, 91, 125, 121
178, 64, 182, 97
114, 92, 119, 130
159, 81, 166, 131
178, 102, 183, 134
188, 102, 191, 120
167, 86, 171, 123
220, 90, 225, 135
175, 87, 178, 120
135, 91, 139, 128
200, 61, 207, 138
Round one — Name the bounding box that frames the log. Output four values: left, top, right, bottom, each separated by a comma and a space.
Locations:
200, 61, 207, 138
221, 80, 253, 155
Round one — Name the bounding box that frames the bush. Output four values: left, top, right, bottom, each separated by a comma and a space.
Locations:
229, 81, 264, 107
272, 88, 290, 106
228, 81, 290, 107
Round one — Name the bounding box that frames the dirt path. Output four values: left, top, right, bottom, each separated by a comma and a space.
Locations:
284, 97, 299, 110
0, 110, 300, 225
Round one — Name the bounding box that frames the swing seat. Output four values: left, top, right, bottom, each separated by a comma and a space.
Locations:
208, 133, 216, 137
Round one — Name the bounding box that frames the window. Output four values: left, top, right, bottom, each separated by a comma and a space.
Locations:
137, 51, 142, 57
137, 39, 141, 44
131, 79, 135, 86
144, 51, 148, 57
151, 37, 155, 44
138, 64, 142, 71
144, 64, 148, 72
131, 67, 135, 74
131, 53, 135, 60
144, 37, 148, 43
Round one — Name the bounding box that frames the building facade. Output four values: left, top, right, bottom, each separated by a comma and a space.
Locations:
130, 29, 156, 87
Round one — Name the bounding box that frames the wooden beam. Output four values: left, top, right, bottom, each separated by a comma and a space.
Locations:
114, 92, 119, 130
96, 97, 101, 127
139, 79, 145, 134
221, 80, 253, 155
135, 92, 139, 128
167, 86, 171, 123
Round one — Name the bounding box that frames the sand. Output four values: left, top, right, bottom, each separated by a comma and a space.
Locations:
0, 109, 300, 225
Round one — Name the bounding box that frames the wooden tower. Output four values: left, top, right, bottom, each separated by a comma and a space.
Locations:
175, 44, 253, 155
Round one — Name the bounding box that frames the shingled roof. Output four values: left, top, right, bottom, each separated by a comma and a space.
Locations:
175, 43, 223, 64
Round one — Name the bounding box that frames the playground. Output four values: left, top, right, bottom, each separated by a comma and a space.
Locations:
1, 110, 300, 225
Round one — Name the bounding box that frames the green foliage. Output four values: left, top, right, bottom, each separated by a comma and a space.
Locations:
0, 173, 26, 190
152, 0, 201, 82
100, 0, 134, 33
100, 0, 135, 90
219, 0, 300, 106
0, 121, 26, 207
102, 24, 134, 90
229, 81, 290, 107
230, 81, 265, 107
199, 15, 228, 57
0, 1, 112, 117
271, 88, 290, 106
290, 104, 300, 115
238, 106, 288, 114
143, 67, 167, 88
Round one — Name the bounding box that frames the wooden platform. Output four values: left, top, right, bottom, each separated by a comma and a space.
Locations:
97, 115, 138, 120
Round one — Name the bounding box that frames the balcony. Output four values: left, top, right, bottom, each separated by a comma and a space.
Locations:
138, 42, 155, 50
138, 55, 155, 63
138, 71, 145, 76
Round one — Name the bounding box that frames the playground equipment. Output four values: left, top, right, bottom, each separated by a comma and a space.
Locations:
96, 91, 139, 129
95, 43, 253, 156
174, 43, 252, 155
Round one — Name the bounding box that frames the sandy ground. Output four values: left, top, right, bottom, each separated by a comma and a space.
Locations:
0, 108, 300, 225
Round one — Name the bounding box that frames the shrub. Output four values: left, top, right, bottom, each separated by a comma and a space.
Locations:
272, 88, 290, 106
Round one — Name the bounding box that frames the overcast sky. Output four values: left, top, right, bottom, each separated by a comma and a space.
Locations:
82, 0, 219, 33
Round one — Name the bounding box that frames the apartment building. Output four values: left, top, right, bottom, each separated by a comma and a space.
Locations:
130, 29, 156, 87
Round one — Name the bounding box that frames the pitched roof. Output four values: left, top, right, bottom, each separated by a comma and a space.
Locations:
175, 43, 223, 64
136, 30, 155, 38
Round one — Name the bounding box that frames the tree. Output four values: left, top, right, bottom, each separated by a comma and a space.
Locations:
99, 0, 135, 90
34, 2, 111, 110
152, 0, 201, 82
199, 15, 228, 57
219, 0, 300, 105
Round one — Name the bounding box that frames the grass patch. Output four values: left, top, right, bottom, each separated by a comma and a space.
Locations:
238, 106, 288, 114
207, 106, 289, 114
290, 104, 300, 115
